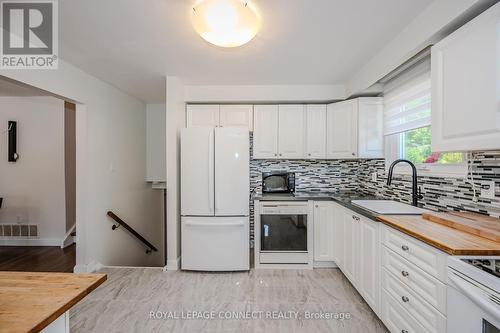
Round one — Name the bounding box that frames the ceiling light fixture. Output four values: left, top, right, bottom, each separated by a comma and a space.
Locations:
191, 0, 260, 48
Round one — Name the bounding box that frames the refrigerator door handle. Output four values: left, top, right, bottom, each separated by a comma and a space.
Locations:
208, 130, 214, 213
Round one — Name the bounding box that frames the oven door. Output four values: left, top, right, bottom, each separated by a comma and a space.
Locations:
447, 269, 500, 333
260, 214, 307, 252
260, 203, 308, 252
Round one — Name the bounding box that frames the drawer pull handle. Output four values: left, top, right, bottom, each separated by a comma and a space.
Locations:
402, 296, 409, 303
401, 245, 409, 251
402, 330, 408, 333
351, 215, 360, 221
401, 271, 409, 277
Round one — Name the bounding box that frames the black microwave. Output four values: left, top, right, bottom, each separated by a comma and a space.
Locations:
262, 171, 295, 193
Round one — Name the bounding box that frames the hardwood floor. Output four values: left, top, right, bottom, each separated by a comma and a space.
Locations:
0, 244, 76, 272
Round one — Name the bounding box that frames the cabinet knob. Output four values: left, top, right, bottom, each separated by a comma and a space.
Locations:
308, 153, 311, 156
279, 153, 282, 156
351, 152, 356, 156
274, 153, 277, 156
402, 296, 409, 303
401, 271, 409, 277
315, 205, 318, 208
401, 245, 409, 251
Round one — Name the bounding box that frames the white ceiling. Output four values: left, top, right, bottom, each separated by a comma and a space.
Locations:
59, 0, 434, 103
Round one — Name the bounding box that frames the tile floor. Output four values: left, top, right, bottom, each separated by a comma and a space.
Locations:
70, 267, 388, 333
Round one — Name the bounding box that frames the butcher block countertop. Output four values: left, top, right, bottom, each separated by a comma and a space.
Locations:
0, 272, 106, 333
377, 215, 500, 255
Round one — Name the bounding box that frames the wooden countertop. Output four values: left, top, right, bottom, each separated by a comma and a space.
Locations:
377, 215, 500, 255
0, 272, 106, 333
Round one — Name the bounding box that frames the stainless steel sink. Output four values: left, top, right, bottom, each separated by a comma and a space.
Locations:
351, 200, 427, 215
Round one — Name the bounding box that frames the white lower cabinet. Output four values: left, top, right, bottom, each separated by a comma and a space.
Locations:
320, 207, 449, 333
380, 224, 448, 333
340, 209, 380, 314
342, 211, 358, 284
381, 289, 428, 333
313, 202, 335, 262
358, 216, 380, 314
382, 268, 446, 333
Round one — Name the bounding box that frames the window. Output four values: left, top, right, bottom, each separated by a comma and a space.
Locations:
384, 59, 466, 177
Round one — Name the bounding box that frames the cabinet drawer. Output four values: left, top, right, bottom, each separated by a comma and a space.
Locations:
382, 225, 447, 281
381, 289, 427, 333
382, 268, 446, 333
382, 245, 446, 315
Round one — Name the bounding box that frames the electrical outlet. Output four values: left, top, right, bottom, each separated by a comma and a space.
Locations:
371, 172, 377, 182
480, 180, 496, 199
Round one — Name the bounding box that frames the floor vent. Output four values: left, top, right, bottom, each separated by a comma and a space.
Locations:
0, 224, 38, 237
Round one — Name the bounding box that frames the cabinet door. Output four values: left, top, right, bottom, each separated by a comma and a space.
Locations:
219, 105, 253, 131
278, 105, 306, 159
186, 105, 220, 128
306, 105, 327, 159
342, 211, 359, 286
358, 98, 383, 158
326, 100, 358, 159
253, 105, 278, 159
431, 3, 500, 152
313, 202, 335, 262
358, 217, 380, 314
332, 204, 344, 267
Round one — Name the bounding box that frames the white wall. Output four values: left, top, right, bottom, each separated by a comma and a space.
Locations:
1, 60, 164, 269
346, 0, 486, 96
0, 97, 65, 245
165, 76, 185, 270
184, 84, 346, 103
146, 104, 166, 182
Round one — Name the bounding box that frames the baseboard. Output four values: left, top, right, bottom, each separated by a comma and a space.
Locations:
73, 260, 103, 273
313, 261, 338, 268
0, 238, 61, 246
60, 224, 76, 248
163, 256, 180, 271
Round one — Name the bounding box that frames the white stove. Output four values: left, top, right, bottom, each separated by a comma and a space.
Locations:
447, 256, 500, 333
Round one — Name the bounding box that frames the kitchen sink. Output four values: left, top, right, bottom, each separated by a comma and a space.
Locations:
351, 200, 427, 215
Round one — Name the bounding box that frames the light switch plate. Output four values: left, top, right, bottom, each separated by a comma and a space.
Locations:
481, 180, 496, 199
371, 172, 377, 182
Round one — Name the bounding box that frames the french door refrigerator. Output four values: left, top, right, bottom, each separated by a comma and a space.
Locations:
181, 127, 249, 271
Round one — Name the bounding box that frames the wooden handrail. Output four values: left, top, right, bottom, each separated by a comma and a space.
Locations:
106, 211, 158, 254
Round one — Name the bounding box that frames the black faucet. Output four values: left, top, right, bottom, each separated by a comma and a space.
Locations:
386, 159, 422, 207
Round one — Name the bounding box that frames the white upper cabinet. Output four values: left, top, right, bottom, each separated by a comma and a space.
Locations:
306, 105, 327, 159
278, 105, 306, 159
327, 99, 358, 159
186, 105, 220, 128
219, 105, 253, 131
186, 104, 253, 130
358, 98, 384, 158
253, 105, 279, 159
431, 3, 500, 152
326, 98, 383, 159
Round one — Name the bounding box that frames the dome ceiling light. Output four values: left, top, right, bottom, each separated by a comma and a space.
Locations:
191, 0, 260, 48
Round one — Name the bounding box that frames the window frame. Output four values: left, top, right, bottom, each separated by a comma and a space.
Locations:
384, 130, 467, 178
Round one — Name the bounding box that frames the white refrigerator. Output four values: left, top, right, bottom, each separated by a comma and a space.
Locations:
181, 127, 249, 271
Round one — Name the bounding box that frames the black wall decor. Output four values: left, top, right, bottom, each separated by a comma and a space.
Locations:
8, 121, 19, 162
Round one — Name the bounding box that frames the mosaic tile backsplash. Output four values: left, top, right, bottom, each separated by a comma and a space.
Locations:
249, 132, 500, 244
357, 151, 500, 218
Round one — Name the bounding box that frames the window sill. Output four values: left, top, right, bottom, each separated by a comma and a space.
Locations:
385, 163, 467, 179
